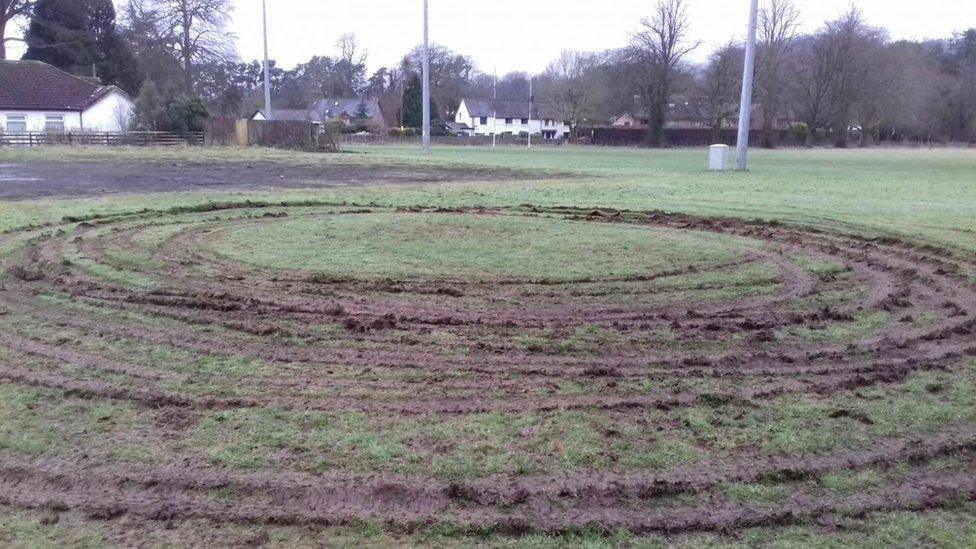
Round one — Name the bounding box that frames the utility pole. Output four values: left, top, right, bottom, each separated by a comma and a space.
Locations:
492, 68, 497, 148
735, 0, 760, 171
421, 0, 431, 155
527, 77, 533, 149
262, 0, 273, 120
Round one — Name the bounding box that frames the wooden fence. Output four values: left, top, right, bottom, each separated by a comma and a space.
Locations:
0, 131, 204, 147
204, 118, 336, 151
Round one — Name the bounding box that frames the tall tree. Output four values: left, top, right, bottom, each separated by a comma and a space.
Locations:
401, 72, 438, 128
401, 44, 479, 118
756, 0, 800, 147
543, 51, 596, 139
152, 0, 237, 94
630, 0, 699, 146
23, 0, 138, 92
119, 0, 182, 93
943, 29, 976, 141
23, 0, 92, 70
822, 8, 887, 147
1, 0, 31, 60
696, 42, 743, 141
332, 33, 367, 97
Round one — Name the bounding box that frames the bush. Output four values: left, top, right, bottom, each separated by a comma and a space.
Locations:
789, 122, 810, 142
388, 127, 420, 137
166, 96, 209, 135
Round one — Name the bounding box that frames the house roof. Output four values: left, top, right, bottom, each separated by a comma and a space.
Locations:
462, 99, 560, 120
309, 98, 381, 120
253, 108, 322, 123
0, 60, 125, 111
445, 121, 472, 131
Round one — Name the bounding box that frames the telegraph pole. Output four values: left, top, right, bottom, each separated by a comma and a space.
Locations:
492, 68, 497, 148
735, 0, 760, 171
527, 77, 533, 149
261, 0, 273, 120
421, 0, 431, 155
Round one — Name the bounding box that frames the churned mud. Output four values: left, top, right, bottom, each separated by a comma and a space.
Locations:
0, 204, 974, 538
0, 160, 546, 201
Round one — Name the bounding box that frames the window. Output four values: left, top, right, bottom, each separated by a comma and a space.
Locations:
505, 118, 513, 124
4, 115, 26, 133
521, 118, 529, 125
44, 115, 65, 132
479, 116, 488, 125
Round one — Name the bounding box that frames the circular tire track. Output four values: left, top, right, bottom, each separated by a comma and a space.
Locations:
0, 204, 975, 535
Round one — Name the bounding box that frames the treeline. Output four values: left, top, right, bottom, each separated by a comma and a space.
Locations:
3, 0, 973, 144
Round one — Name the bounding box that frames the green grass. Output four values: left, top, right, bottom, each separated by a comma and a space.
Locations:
1, 145, 975, 545
2, 146, 974, 258
206, 211, 758, 281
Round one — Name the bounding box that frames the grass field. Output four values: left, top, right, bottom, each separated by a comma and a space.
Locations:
0, 145, 974, 546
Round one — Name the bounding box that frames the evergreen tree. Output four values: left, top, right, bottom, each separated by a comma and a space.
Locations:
23, 0, 139, 93
401, 73, 438, 129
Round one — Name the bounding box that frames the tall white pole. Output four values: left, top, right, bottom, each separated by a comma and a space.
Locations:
527, 77, 532, 149
261, 0, 273, 120
492, 69, 497, 148
421, 0, 431, 155
735, 0, 760, 171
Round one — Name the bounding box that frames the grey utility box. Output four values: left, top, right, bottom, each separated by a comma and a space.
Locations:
708, 144, 730, 171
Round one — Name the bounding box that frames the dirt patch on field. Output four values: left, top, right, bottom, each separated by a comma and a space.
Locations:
0, 206, 974, 539
0, 160, 545, 200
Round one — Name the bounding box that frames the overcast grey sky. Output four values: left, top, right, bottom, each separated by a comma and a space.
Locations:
8, 1, 976, 74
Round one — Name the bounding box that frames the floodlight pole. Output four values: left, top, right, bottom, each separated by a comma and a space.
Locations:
421, 0, 432, 155
261, 0, 273, 120
735, 0, 759, 171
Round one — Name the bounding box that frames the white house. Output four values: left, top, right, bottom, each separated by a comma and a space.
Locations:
0, 60, 134, 134
455, 99, 571, 140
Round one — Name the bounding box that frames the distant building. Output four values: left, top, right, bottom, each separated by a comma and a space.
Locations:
613, 99, 790, 131
613, 100, 710, 130
251, 109, 322, 124
0, 60, 134, 133
455, 98, 571, 140
309, 98, 386, 131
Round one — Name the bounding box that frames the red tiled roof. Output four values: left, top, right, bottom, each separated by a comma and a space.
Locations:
0, 60, 121, 111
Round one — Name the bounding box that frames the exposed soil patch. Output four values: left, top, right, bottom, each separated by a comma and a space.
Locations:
0, 160, 546, 201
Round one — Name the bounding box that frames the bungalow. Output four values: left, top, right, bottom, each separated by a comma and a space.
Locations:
455, 99, 571, 140
0, 60, 134, 133
309, 98, 386, 131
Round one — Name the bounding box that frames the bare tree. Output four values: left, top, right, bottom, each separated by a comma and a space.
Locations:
0, 0, 31, 60
756, 0, 800, 147
790, 9, 885, 147
629, 0, 700, 146
696, 42, 743, 142
152, 0, 236, 94
334, 33, 367, 96
112, 101, 135, 131
821, 8, 887, 147
543, 50, 596, 139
